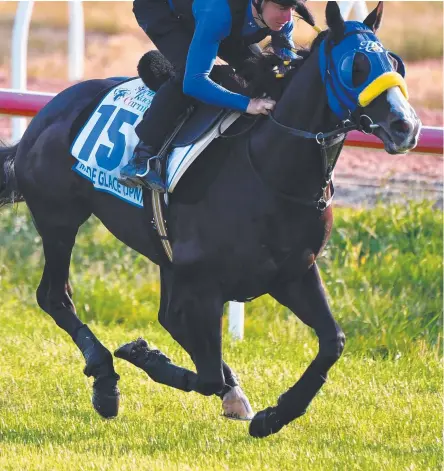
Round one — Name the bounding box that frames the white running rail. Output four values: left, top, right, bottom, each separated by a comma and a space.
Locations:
11, 0, 84, 142
338, 0, 368, 23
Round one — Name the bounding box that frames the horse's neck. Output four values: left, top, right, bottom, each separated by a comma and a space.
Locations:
275, 50, 329, 132
250, 49, 335, 198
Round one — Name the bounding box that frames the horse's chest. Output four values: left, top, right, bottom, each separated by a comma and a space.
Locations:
171, 197, 331, 298
219, 245, 315, 301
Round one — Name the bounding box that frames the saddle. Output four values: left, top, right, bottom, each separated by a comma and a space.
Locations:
172, 104, 226, 148
138, 49, 236, 149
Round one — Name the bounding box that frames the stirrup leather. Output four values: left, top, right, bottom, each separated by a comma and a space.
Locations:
135, 156, 160, 178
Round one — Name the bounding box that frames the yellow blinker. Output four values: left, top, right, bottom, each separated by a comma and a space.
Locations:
358, 72, 409, 107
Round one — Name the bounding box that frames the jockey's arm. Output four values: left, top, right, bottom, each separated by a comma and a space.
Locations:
182, 2, 250, 112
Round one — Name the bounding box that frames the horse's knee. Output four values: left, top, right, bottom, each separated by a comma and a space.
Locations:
36, 288, 47, 312
318, 329, 345, 369
158, 307, 168, 330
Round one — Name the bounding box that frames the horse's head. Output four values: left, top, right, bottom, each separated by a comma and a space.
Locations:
321, 1, 421, 154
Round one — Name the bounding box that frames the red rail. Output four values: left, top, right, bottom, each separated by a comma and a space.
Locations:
346, 127, 443, 155
0, 89, 55, 117
1, 88, 443, 155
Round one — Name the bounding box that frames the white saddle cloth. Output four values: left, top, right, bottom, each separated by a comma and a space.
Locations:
70, 78, 239, 208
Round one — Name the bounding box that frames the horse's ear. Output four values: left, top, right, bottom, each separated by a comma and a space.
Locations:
326, 1, 345, 42
363, 1, 383, 33
293, 0, 316, 31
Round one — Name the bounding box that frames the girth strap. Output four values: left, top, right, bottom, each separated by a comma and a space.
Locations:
151, 109, 193, 263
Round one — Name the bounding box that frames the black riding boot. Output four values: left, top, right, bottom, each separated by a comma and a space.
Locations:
119, 141, 166, 193
120, 74, 194, 192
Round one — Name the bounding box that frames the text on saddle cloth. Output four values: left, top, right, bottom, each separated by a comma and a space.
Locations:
70, 78, 240, 208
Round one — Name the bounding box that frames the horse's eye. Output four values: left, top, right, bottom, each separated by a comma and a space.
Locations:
339, 52, 371, 89
352, 52, 370, 87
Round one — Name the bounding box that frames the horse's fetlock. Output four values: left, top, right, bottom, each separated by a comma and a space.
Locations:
337, 331, 346, 354
320, 331, 346, 364
84, 349, 115, 379
74, 325, 115, 378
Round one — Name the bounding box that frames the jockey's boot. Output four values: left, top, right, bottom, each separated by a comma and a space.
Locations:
119, 141, 166, 193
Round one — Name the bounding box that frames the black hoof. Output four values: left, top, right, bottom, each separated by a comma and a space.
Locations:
249, 407, 284, 438
92, 376, 120, 419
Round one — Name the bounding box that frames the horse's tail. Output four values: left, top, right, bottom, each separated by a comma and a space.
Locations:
0, 141, 24, 209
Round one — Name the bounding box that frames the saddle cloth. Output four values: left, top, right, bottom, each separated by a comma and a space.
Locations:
70, 78, 240, 208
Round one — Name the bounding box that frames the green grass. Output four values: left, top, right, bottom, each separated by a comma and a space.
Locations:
0, 308, 441, 471
1, 201, 441, 354
0, 201, 442, 470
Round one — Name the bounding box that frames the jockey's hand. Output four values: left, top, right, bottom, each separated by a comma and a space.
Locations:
214, 56, 228, 66
246, 97, 276, 116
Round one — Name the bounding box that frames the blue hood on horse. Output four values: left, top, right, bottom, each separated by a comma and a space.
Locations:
319, 21, 407, 119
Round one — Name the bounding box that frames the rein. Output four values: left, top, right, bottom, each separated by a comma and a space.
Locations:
235, 26, 387, 211
243, 109, 379, 211
268, 111, 378, 140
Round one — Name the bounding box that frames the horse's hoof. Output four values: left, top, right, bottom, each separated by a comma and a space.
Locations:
92, 376, 120, 419
249, 407, 284, 438
222, 386, 254, 421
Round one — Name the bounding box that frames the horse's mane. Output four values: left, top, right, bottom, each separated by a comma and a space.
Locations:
241, 30, 329, 101
137, 31, 329, 103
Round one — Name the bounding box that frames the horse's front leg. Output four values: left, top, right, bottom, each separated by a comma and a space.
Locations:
116, 337, 253, 419
115, 269, 253, 419
165, 270, 253, 418
250, 262, 345, 438
165, 276, 229, 394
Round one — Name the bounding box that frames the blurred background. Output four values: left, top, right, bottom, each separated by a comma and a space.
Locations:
0, 0, 442, 205
0, 0, 441, 351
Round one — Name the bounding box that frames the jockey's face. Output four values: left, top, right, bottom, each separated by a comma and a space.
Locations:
262, 1, 293, 31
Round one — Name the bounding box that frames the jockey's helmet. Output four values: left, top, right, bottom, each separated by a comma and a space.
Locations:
253, 0, 305, 15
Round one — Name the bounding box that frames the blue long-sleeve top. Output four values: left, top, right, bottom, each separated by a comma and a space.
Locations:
180, 0, 296, 112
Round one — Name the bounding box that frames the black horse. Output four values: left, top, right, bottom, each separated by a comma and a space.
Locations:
0, 2, 420, 438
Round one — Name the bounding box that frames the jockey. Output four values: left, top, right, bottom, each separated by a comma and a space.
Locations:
119, 0, 304, 192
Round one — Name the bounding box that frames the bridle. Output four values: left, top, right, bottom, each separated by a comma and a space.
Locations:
244, 25, 406, 211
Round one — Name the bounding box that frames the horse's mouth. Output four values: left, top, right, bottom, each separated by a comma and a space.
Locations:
373, 126, 413, 155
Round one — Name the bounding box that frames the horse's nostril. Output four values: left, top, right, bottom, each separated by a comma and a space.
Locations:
391, 119, 413, 134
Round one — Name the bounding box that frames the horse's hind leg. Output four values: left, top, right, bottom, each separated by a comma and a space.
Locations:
30, 201, 120, 418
